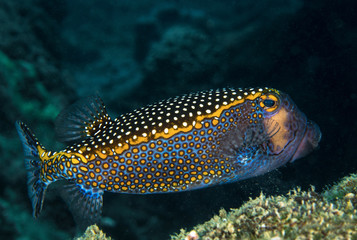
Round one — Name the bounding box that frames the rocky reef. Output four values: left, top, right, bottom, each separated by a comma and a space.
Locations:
171, 173, 357, 240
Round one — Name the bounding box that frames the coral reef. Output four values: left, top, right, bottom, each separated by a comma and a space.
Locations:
0, 1, 75, 239
143, 25, 222, 97
65, 174, 357, 239
171, 174, 357, 240
75, 225, 112, 240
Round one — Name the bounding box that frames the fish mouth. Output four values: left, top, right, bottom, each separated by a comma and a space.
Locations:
290, 120, 321, 162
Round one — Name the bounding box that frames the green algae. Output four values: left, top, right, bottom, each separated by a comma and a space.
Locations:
171, 174, 357, 240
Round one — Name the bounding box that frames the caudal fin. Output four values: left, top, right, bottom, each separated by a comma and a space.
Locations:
16, 121, 48, 218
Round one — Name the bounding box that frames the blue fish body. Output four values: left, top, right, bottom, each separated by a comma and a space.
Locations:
16, 87, 321, 225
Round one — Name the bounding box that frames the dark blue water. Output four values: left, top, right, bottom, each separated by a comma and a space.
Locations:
0, 0, 356, 239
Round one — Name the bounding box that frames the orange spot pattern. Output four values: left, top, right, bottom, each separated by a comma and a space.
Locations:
44, 88, 281, 193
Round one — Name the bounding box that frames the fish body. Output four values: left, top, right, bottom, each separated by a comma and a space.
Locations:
16, 87, 321, 224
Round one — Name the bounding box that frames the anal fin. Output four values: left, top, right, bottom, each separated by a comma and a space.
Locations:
60, 182, 104, 229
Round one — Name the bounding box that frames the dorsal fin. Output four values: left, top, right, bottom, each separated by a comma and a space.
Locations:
55, 96, 111, 143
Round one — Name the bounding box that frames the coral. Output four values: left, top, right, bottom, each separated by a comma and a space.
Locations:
75, 225, 112, 240
323, 173, 357, 204
171, 175, 357, 240
142, 25, 222, 99
145, 26, 219, 79
66, 173, 357, 240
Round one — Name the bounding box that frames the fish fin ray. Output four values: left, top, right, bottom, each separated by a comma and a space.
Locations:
15, 121, 49, 218
60, 181, 103, 229
55, 96, 111, 143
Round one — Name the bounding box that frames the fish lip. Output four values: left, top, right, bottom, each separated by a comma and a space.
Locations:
288, 121, 307, 162
290, 120, 321, 162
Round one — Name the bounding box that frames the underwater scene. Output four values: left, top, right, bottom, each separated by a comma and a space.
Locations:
1, 0, 356, 239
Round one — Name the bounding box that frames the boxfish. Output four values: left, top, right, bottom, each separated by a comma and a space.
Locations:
16, 87, 321, 226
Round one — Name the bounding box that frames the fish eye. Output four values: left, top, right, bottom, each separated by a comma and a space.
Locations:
260, 93, 280, 112
263, 99, 276, 107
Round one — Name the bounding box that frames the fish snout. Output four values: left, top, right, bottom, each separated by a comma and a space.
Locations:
290, 120, 321, 162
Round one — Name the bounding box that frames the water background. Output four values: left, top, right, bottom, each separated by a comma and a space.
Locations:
0, 0, 356, 239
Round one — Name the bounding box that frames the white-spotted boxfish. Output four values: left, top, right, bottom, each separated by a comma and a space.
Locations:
16, 87, 321, 226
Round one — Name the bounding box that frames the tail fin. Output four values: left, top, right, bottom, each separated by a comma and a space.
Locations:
16, 121, 48, 218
